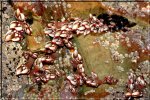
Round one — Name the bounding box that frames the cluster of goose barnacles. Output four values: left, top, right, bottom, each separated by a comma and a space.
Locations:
5, 9, 32, 42
125, 72, 147, 99
67, 50, 118, 94
4, 8, 140, 95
